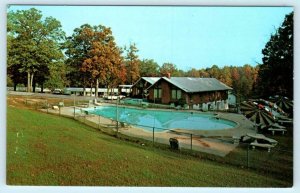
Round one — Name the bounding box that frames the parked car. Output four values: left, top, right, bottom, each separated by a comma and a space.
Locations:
52, 89, 62, 94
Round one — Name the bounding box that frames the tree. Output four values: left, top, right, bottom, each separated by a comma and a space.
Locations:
187, 68, 200, 77
81, 25, 125, 97
7, 8, 65, 92
160, 62, 178, 77
44, 61, 68, 91
125, 43, 140, 84
256, 12, 293, 98
207, 65, 221, 79
198, 69, 210, 78
218, 66, 232, 87
64, 24, 94, 94
139, 59, 160, 77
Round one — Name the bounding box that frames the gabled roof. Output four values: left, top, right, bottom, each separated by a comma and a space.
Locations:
132, 77, 160, 88
142, 77, 160, 85
149, 77, 232, 92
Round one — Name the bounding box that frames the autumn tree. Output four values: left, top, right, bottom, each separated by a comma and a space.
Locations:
187, 68, 200, 77
219, 66, 232, 87
64, 24, 95, 95
198, 69, 210, 78
7, 8, 65, 92
207, 65, 221, 79
231, 66, 240, 93
196, 65, 258, 102
81, 25, 125, 97
125, 43, 140, 84
256, 12, 293, 98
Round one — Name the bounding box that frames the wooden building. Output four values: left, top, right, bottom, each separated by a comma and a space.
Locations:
131, 77, 160, 99
131, 76, 232, 110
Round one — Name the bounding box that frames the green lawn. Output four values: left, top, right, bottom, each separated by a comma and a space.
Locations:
6, 106, 291, 186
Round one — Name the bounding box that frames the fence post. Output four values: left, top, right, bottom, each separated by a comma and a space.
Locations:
247, 144, 249, 168
46, 99, 48, 114
98, 115, 100, 130
190, 134, 193, 151
73, 94, 76, 119
152, 127, 155, 145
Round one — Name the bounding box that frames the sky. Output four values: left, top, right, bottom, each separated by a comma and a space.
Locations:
8, 5, 293, 71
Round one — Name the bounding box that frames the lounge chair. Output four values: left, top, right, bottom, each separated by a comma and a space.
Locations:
267, 123, 287, 135
271, 123, 286, 129
246, 133, 278, 152
268, 127, 287, 135
277, 119, 293, 125
246, 133, 278, 145
250, 140, 275, 152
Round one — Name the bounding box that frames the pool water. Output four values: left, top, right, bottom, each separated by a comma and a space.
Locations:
88, 106, 236, 132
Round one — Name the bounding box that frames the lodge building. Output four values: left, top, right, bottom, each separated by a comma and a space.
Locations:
131, 76, 232, 110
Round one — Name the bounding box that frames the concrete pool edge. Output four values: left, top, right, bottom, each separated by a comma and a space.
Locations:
42, 105, 256, 156
85, 104, 238, 131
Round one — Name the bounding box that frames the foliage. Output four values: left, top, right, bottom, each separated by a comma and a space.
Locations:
125, 43, 140, 84
64, 24, 94, 88
256, 12, 293, 99
193, 65, 259, 102
159, 62, 185, 77
65, 24, 126, 96
44, 61, 68, 90
7, 8, 65, 92
186, 68, 200, 77
81, 25, 126, 96
139, 59, 160, 77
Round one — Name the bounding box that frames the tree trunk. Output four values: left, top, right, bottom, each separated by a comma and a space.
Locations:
27, 71, 31, 92
95, 79, 99, 98
90, 82, 93, 97
30, 73, 34, 93
83, 77, 86, 96
13, 83, 17, 91
33, 82, 36, 93
41, 83, 44, 93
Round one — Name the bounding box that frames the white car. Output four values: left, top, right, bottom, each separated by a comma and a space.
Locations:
52, 89, 62, 94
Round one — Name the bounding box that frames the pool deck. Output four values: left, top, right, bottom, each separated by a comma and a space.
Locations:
43, 104, 256, 157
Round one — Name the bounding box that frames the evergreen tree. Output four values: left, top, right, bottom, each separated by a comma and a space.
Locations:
125, 43, 140, 84
256, 12, 293, 98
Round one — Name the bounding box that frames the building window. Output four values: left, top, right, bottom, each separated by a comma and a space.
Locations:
154, 88, 162, 99
177, 90, 182, 99
171, 89, 182, 99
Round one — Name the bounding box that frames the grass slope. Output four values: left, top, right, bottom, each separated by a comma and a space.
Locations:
7, 107, 289, 186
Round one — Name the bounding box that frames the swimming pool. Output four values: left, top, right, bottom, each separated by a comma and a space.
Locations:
87, 106, 236, 132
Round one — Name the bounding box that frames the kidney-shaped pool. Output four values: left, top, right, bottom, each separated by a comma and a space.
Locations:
86, 106, 237, 132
